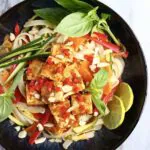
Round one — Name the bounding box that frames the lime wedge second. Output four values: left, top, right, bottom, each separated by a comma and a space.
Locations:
115, 82, 134, 112
103, 95, 125, 130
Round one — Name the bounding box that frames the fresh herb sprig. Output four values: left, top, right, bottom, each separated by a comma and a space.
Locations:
34, 8, 69, 25
55, 7, 99, 37
88, 69, 108, 115
55, 0, 93, 13
0, 69, 24, 122
34, 0, 121, 45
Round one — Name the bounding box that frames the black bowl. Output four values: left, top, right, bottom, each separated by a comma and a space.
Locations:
0, 0, 147, 150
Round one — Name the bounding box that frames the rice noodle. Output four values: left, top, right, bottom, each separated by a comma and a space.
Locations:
13, 33, 33, 49
24, 20, 55, 28
15, 102, 45, 114
38, 28, 54, 36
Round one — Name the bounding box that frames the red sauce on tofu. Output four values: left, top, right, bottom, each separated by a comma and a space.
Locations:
55, 66, 64, 74
63, 77, 73, 86
79, 105, 86, 113
84, 54, 94, 64
73, 57, 77, 63
73, 85, 80, 93
44, 80, 54, 92
73, 77, 81, 84
61, 49, 70, 57
28, 80, 36, 92
47, 57, 54, 65
55, 87, 61, 92
59, 105, 70, 119
76, 94, 84, 102
62, 113, 70, 119
29, 78, 54, 93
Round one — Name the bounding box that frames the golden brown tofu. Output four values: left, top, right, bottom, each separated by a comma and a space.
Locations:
71, 94, 93, 115
51, 43, 61, 56
49, 100, 73, 128
40, 56, 65, 81
63, 64, 85, 93
26, 85, 44, 105
40, 63, 65, 81
26, 59, 43, 80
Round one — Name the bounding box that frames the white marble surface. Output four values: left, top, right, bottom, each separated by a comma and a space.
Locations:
0, 0, 150, 150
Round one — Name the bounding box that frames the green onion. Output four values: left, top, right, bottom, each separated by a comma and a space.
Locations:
0, 47, 41, 63
4, 35, 54, 83
0, 52, 49, 68
5, 52, 31, 84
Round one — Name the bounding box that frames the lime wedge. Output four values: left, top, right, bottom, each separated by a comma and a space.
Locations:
115, 82, 134, 112
103, 95, 125, 130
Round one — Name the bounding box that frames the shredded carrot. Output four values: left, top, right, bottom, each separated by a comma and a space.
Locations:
67, 37, 86, 50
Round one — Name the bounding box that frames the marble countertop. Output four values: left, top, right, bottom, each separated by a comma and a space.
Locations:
0, 0, 150, 150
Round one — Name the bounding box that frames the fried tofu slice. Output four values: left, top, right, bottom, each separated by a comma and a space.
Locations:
40, 56, 65, 81
63, 64, 85, 93
26, 85, 44, 105
26, 59, 43, 80
71, 93, 93, 115
49, 100, 74, 128
51, 43, 61, 56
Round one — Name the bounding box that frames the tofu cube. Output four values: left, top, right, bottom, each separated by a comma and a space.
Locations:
26, 85, 44, 105
40, 57, 65, 81
26, 59, 43, 80
63, 64, 85, 93
49, 100, 72, 128
51, 43, 61, 56
71, 94, 93, 115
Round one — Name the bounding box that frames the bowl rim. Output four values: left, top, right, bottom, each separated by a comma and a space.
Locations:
0, 0, 148, 149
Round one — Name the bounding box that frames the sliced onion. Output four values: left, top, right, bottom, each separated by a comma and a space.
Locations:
13, 107, 29, 125
84, 131, 95, 139
63, 140, 73, 150
56, 34, 68, 43
13, 33, 33, 49
43, 132, 51, 138
38, 27, 54, 36
103, 49, 112, 55
18, 72, 26, 98
24, 20, 55, 28
15, 102, 45, 114
95, 118, 103, 126
93, 125, 102, 131
112, 57, 125, 78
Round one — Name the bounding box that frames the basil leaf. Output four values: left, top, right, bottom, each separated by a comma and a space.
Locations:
0, 94, 13, 122
34, 8, 69, 25
92, 93, 106, 115
101, 13, 111, 20
0, 69, 24, 122
55, 0, 93, 13
90, 69, 108, 90
55, 12, 94, 37
88, 6, 99, 21
88, 69, 108, 115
